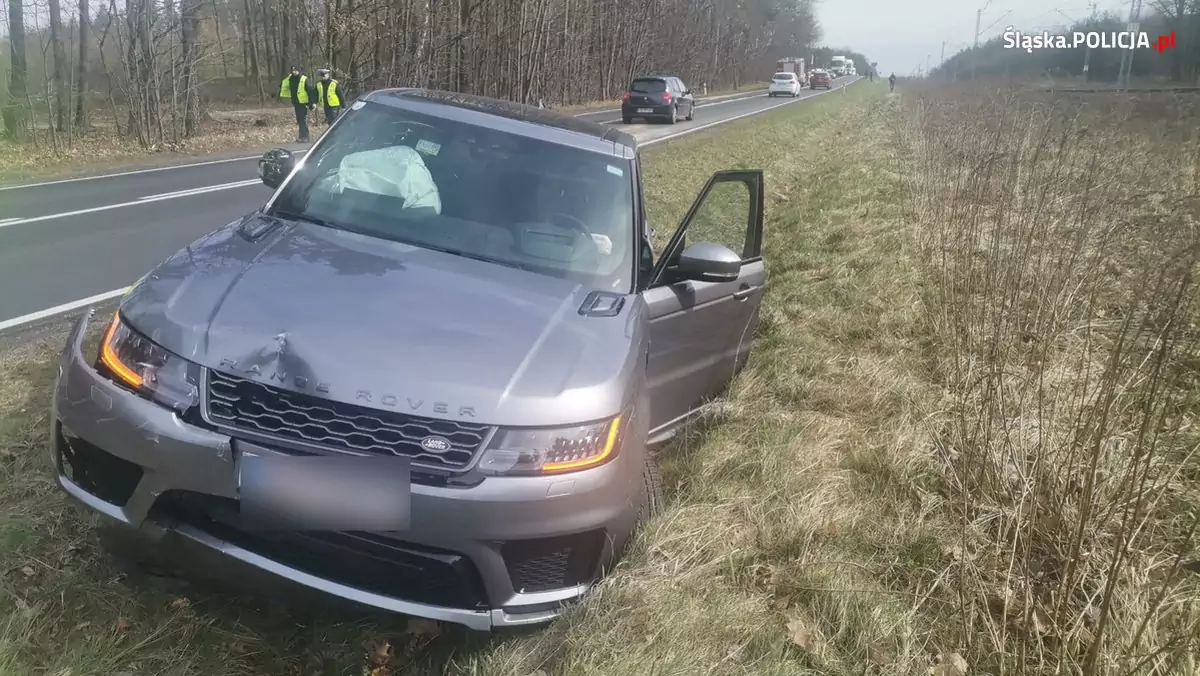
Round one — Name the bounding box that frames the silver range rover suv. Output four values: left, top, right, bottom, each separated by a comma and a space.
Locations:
49, 88, 768, 630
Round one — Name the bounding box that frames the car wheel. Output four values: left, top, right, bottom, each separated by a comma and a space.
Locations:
623, 116, 633, 124
685, 104, 694, 121
668, 105, 677, 125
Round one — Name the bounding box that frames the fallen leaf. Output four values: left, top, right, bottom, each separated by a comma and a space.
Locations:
1030, 607, 1052, 636
115, 617, 133, 633
931, 652, 968, 676
404, 618, 440, 638
372, 639, 393, 662
169, 596, 190, 610
868, 641, 894, 665
74, 621, 91, 631
787, 618, 814, 650
21, 565, 36, 577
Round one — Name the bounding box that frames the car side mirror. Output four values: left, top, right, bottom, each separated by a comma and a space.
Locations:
674, 241, 740, 283
258, 148, 296, 190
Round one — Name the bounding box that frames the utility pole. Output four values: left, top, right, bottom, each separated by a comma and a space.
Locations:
972, 1, 991, 80
926, 54, 932, 77
1081, 0, 1097, 79
1122, 0, 1144, 89
941, 40, 947, 80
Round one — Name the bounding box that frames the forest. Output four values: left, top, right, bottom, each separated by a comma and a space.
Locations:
0, 0, 867, 148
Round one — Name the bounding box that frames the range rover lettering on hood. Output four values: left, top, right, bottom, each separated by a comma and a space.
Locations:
216, 356, 478, 417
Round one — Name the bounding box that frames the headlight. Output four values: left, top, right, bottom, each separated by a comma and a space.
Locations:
476, 416, 624, 476
97, 312, 199, 413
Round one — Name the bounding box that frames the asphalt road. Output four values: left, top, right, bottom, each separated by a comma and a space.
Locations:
0, 77, 859, 335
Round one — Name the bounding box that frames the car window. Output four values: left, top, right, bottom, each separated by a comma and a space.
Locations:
773, 73, 795, 81
681, 180, 752, 261
630, 78, 667, 93
270, 100, 637, 292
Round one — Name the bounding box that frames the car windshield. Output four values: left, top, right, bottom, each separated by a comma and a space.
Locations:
630, 79, 667, 93
268, 100, 637, 292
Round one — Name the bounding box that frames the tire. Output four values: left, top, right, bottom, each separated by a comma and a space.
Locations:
622, 116, 633, 124
685, 104, 694, 121
640, 453, 665, 522
667, 105, 677, 124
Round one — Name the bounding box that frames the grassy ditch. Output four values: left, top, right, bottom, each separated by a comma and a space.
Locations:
901, 84, 1200, 675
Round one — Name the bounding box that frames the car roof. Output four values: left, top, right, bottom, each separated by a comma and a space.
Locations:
361, 88, 637, 158
632, 75, 673, 81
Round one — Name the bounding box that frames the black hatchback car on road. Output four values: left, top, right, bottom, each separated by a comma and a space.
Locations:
621, 76, 695, 124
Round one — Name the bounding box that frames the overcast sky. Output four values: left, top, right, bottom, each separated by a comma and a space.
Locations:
818, 0, 1137, 76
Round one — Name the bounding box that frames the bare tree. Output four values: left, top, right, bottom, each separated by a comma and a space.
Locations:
4, 0, 28, 137
48, 0, 70, 132
76, 0, 91, 128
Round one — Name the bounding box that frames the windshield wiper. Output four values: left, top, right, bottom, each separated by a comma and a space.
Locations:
272, 209, 369, 237
272, 209, 329, 227
418, 241, 533, 272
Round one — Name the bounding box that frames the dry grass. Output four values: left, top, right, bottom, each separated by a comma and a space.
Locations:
902, 83, 1200, 674
2, 80, 1194, 675
0, 82, 767, 185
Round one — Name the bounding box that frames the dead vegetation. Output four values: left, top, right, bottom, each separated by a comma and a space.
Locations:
903, 84, 1200, 674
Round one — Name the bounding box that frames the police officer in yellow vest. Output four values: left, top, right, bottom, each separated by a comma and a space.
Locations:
278, 65, 315, 142
315, 68, 342, 126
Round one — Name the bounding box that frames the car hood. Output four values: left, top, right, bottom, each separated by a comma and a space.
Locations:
120, 214, 644, 427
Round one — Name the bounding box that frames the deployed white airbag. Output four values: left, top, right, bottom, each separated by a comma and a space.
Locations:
335, 145, 442, 213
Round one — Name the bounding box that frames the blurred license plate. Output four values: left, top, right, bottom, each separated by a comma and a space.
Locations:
239, 452, 410, 531
637, 108, 652, 113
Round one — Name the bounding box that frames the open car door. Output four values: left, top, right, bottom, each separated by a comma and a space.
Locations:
641, 170, 766, 439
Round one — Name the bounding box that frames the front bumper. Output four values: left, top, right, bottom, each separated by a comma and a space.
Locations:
50, 310, 644, 631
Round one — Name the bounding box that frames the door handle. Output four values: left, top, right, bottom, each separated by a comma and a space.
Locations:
733, 285, 755, 301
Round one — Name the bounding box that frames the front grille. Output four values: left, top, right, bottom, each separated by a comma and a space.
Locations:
155, 491, 490, 610
502, 530, 607, 593
204, 370, 490, 469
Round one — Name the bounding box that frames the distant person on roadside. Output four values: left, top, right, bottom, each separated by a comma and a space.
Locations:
888, 72, 896, 92
315, 68, 342, 126
279, 65, 315, 142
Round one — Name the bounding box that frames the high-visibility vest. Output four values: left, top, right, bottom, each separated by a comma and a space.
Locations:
317, 79, 341, 107
279, 75, 310, 104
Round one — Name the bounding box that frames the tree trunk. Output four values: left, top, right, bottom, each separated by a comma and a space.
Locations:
47, 0, 69, 132
4, 0, 28, 138
181, 0, 202, 135
75, 0, 90, 128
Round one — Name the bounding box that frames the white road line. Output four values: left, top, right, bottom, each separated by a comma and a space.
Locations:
0, 80, 857, 334
596, 89, 773, 124
0, 218, 20, 225
641, 79, 853, 146
0, 178, 267, 229
0, 288, 129, 333
140, 179, 261, 201
0, 155, 263, 192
